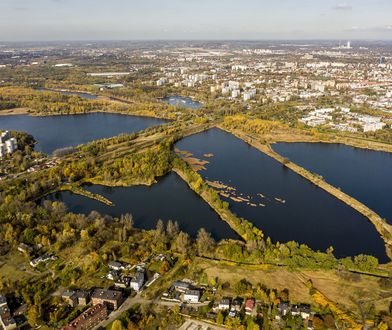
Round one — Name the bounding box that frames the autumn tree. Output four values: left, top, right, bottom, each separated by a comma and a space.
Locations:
196, 228, 215, 256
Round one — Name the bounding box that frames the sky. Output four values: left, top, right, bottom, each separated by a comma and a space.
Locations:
0, 0, 391, 41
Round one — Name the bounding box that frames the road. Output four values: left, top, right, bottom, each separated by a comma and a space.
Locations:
93, 293, 149, 329
93, 294, 210, 329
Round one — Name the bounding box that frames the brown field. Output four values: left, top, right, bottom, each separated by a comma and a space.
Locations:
0, 107, 31, 116
194, 258, 392, 318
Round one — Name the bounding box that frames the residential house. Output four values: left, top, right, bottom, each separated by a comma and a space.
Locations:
62, 290, 90, 307
277, 302, 290, 316
17, 243, 33, 255
218, 298, 231, 310
130, 271, 144, 291
62, 304, 108, 330
0, 295, 17, 330
245, 298, 255, 315
108, 261, 125, 271
232, 298, 243, 312
91, 289, 123, 310
183, 290, 200, 304
172, 281, 190, 293
299, 304, 311, 319
115, 276, 131, 289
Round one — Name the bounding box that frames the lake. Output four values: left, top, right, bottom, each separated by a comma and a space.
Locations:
274, 142, 392, 226
0, 113, 166, 154
162, 96, 202, 109
42, 172, 239, 240
37, 88, 98, 99
175, 128, 388, 261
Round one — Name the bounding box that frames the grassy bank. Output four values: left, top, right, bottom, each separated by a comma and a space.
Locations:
172, 158, 264, 243
222, 126, 392, 261
221, 115, 392, 154
58, 184, 114, 206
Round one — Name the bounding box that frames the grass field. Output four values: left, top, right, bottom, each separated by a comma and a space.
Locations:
0, 251, 40, 284
194, 258, 392, 319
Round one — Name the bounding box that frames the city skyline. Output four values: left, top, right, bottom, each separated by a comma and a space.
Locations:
0, 0, 391, 41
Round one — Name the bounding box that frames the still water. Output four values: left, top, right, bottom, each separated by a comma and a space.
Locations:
175, 128, 387, 261
43, 172, 239, 240
0, 113, 166, 154
274, 142, 392, 225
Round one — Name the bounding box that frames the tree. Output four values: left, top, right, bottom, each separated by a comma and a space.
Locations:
155, 219, 165, 241
216, 311, 225, 324
28, 305, 39, 327
167, 219, 179, 237
196, 228, 215, 256
234, 278, 252, 295
111, 320, 126, 330
175, 231, 190, 255
119, 213, 134, 242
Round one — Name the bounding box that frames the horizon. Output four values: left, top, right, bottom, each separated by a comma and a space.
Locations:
0, 0, 391, 42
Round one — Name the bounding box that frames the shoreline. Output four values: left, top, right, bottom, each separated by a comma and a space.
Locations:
0, 107, 171, 120
172, 167, 249, 242
220, 126, 392, 261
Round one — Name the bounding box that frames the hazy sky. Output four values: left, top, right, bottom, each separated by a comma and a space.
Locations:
0, 0, 391, 41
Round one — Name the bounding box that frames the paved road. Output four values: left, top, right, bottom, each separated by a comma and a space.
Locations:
93, 295, 210, 329
92, 293, 149, 329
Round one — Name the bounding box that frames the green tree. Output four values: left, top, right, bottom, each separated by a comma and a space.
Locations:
111, 320, 126, 330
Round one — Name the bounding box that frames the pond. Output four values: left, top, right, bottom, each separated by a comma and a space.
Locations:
274, 142, 392, 225
161, 96, 202, 109
42, 172, 239, 241
175, 128, 388, 261
0, 113, 166, 154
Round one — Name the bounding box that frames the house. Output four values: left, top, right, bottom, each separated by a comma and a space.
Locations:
299, 304, 311, 319
107, 270, 120, 281
291, 305, 300, 316
0, 131, 18, 158
74, 290, 90, 306
62, 291, 77, 307
245, 298, 255, 315
115, 276, 131, 289
17, 243, 33, 255
232, 298, 243, 312
183, 289, 200, 303
62, 303, 108, 330
62, 290, 90, 307
218, 298, 231, 310
30, 253, 57, 267
277, 302, 290, 316
0, 295, 6, 307
130, 271, 144, 291
91, 289, 123, 310
0, 295, 17, 330
172, 281, 190, 293
108, 261, 125, 271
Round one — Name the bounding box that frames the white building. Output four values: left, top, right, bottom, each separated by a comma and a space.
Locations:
157, 78, 167, 86
218, 298, 231, 310
363, 122, 386, 132
231, 89, 241, 98
130, 271, 144, 291
228, 81, 240, 90
54, 63, 73, 67
0, 131, 17, 158
243, 89, 257, 101
183, 289, 200, 303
